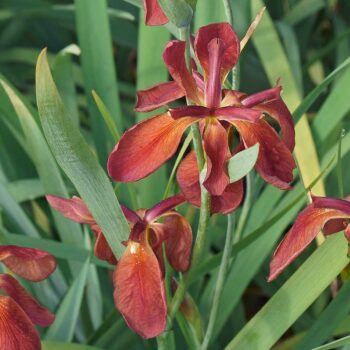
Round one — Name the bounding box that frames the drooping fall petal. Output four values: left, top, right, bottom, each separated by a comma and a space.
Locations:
0, 296, 41, 350
194, 23, 240, 81
268, 204, 350, 281
92, 225, 118, 265
163, 40, 201, 104
0, 246, 56, 282
143, 0, 168, 26
203, 122, 230, 196
234, 120, 296, 190
145, 194, 186, 222
0, 274, 55, 327
113, 240, 167, 338
108, 113, 196, 182
177, 151, 243, 214
46, 195, 94, 224
135, 81, 185, 112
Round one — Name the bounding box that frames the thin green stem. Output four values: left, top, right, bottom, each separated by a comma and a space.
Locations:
201, 214, 235, 350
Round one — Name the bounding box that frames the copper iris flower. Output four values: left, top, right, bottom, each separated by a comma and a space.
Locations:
107, 23, 296, 214
143, 0, 168, 26
47, 194, 192, 339
0, 245, 56, 350
269, 195, 350, 281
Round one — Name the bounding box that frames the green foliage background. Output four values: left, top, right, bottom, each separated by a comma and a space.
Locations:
1, 0, 350, 349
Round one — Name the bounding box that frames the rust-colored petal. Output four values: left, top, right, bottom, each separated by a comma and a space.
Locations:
234, 120, 296, 190
145, 194, 186, 223
0, 245, 56, 282
203, 122, 230, 196
46, 195, 94, 224
143, 0, 168, 26
0, 296, 41, 350
160, 212, 192, 272
92, 226, 118, 265
113, 240, 167, 338
108, 113, 196, 182
268, 205, 350, 281
135, 81, 184, 112
163, 40, 201, 104
0, 274, 55, 327
177, 151, 243, 214
194, 23, 240, 81
216, 106, 261, 123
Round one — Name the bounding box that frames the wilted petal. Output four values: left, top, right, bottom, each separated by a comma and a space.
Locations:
0, 296, 41, 350
0, 245, 56, 282
46, 195, 94, 224
194, 23, 240, 81
143, 0, 168, 26
160, 212, 192, 272
0, 274, 55, 327
163, 41, 201, 104
177, 151, 243, 214
108, 113, 196, 182
113, 240, 167, 338
268, 205, 350, 281
145, 194, 186, 222
203, 122, 230, 196
235, 120, 295, 190
135, 81, 184, 112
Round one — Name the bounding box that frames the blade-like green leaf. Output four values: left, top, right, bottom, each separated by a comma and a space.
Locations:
313, 335, 350, 350
158, 0, 193, 28
42, 341, 102, 350
45, 257, 91, 341
228, 144, 259, 183
35, 49, 129, 259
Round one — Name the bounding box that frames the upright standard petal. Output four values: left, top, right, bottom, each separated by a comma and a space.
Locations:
113, 240, 167, 338
203, 122, 230, 196
177, 151, 243, 214
268, 204, 350, 281
235, 120, 296, 190
108, 113, 196, 182
194, 23, 240, 81
46, 195, 94, 224
0, 274, 55, 327
143, 0, 168, 26
0, 246, 56, 282
163, 41, 201, 104
0, 296, 41, 350
145, 194, 186, 222
135, 81, 185, 112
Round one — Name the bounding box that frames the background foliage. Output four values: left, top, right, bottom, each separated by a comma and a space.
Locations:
1, 0, 350, 349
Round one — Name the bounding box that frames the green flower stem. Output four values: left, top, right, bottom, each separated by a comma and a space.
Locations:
200, 214, 235, 350
156, 330, 176, 350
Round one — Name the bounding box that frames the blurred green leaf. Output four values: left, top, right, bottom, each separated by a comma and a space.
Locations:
158, 0, 193, 28
36, 49, 129, 259
42, 341, 102, 350
45, 257, 91, 341
313, 335, 350, 350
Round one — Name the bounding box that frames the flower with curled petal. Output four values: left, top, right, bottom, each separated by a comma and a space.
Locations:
107, 22, 296, 214
0, 245, 56, 350
143, 0, 168, 26
47, 194, 192, 339
269, 195, 350, 281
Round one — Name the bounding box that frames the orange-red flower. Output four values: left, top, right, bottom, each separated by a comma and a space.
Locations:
107, 23, 295, 213
143, 0, 168, 26
47, 194, 192, 338
0, 245, 56, 350
268, 195, 350, 281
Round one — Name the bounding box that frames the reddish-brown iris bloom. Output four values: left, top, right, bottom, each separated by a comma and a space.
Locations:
0, 245, 56, 350
107, 22, 296, 214
47, 194, 192, 339
269, 195, 350, 281
143, 0, 168, 26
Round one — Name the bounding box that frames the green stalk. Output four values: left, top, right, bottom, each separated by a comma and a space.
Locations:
201, 214, 235, 350
223, 0, 233, 27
